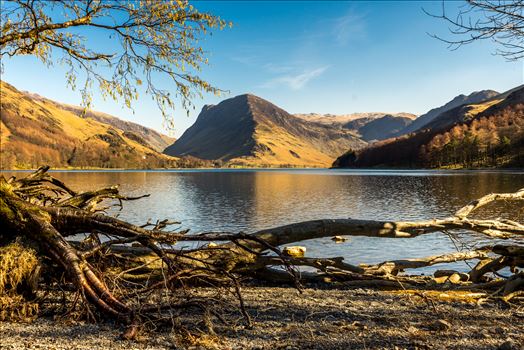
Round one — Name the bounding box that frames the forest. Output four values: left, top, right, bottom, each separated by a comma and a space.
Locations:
335, 90, 524, 169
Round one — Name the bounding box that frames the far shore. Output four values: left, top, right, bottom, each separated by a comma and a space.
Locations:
1, 166, 523, 173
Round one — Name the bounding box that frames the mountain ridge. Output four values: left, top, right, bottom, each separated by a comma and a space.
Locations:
24, 91, 175, 152
333, 85, 524, 168
164, 94, 367, 167
393, 89, 500, 136
0, 81, 179, 169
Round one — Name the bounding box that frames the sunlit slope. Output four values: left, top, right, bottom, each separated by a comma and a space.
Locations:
0, 81, 178, 169
333, 86, 524, 168
164, 94, 367, 167
25, 93, 176, 152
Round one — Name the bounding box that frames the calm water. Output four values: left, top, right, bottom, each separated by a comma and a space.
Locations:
3, 169, 524, 273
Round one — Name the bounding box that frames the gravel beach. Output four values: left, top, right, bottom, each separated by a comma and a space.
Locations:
1, 287, 523, 350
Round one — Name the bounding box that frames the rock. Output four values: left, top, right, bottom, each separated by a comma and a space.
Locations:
481, 331, 491, 339
434, 270, 469, 281
408, 325, 420, 334
350, 321, 367, 330
283, 246, 306, 258
498, 339, 519, 350
429, 319, 452, 331
448, 273, 463, 284
493, 326, 506, 335
208, 242, 218, 248
433, 276, 450, 284
433, 273, 467, 284
331, 236, 347, 243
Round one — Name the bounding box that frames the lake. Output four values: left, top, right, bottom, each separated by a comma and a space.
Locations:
3, 169, 524, 273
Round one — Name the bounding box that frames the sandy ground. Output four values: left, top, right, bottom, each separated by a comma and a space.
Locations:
1, 287, 523, 350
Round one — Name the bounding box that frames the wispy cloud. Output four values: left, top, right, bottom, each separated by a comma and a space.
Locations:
263, 62, 296, 74
260, 66, 329, 90
332, 10, 366, 46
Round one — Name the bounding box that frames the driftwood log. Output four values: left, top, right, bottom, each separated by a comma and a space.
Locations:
0, 166, 523, 336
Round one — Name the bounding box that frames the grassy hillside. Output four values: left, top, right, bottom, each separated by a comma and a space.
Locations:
333, 86, 524, 169
27, 95, 176, 152
0, 81, 179, 169
165, 94, 367, 167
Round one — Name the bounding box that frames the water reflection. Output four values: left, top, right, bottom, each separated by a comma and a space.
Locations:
3, 169, 523, 272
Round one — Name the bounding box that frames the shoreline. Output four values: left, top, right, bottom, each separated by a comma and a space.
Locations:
2, 167, 523, 173
1, 287, 522, 349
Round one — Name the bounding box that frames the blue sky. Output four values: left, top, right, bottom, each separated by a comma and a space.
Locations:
1, 1, 522, 138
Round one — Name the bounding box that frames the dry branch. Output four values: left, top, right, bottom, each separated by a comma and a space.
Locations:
1, 166, 523, 335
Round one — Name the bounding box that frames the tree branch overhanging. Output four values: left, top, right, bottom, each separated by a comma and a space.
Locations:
0, 0, 232, 126
425, 0, 524, 61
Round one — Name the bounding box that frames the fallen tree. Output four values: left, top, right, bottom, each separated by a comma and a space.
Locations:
0, 167, 523, 337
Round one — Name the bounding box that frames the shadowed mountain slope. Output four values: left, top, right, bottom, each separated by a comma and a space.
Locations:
394, 89, 500, 136
333, 86, 524, 169
295, 112, 416, 141
355, 114, 414, 141
164, 94, 367, 167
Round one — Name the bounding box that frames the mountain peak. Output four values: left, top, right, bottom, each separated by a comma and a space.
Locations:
164, 94, 366, 167
395, 88, 500, 136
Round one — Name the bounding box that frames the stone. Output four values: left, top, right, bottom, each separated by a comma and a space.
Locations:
283, 246, 306, 258
430, 319, 452, 331
433, 270, 469, 283
408, 325, 420, 334
448, 273, 463, 284
331, 236, 347, 243
498, 339, 518, 350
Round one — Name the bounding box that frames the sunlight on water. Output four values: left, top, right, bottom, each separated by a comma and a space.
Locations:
4, 169, 524, 273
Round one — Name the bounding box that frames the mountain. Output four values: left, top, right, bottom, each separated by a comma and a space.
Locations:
164, 94, 367, 167
333, 86, 524, 168
294, 112, 414, 126
0, 81, 179, 169
25, 92, 175, 152
295, 112, 416, 141
348, 114, 415, 141
394, 89, 500, 136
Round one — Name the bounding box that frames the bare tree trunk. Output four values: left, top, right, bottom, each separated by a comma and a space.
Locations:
1, 167, 523, 334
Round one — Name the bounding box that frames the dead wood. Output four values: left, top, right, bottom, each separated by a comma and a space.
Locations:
1, 166, 523, 335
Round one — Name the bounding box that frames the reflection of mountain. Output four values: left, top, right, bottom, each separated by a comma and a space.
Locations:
251, 172, 366, 229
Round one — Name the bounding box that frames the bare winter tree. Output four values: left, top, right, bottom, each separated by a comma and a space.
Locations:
0, 0, 230, 127
426, 0, 524, 61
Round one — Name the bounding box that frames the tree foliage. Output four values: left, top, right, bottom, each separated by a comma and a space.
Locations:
333, 90, 524, 169
0, 0, 230, 127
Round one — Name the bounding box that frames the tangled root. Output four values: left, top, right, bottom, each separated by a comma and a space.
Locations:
0, 242, 40, 322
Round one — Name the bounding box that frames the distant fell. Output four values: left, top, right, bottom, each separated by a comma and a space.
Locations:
333, 85, 524, 169
164, 94, 367, 167
295, 112, 417, 141
394, 89, 500, 136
